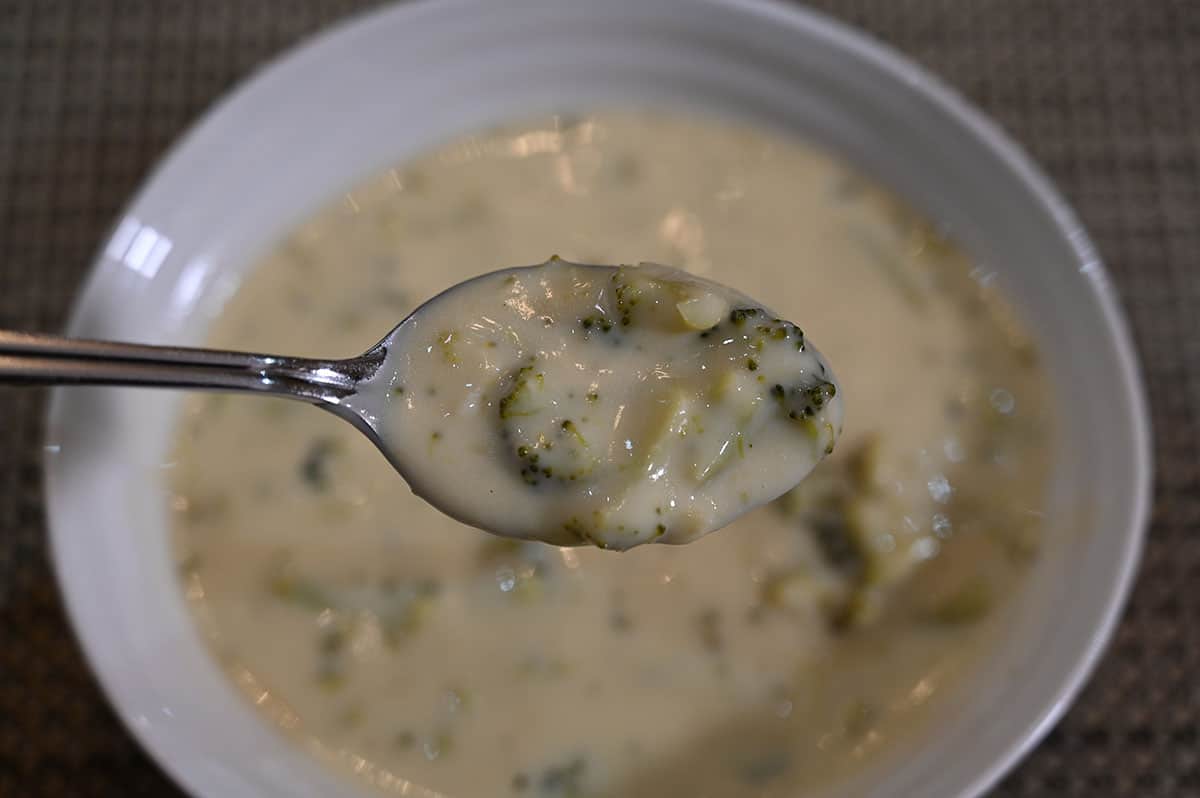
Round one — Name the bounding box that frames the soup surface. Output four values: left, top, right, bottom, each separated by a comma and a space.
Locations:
172, 113, 1053, 797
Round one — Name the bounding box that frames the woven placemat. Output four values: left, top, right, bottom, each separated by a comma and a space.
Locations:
1, 1, 1196, 795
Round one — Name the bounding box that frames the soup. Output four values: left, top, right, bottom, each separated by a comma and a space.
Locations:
368, 258, 843, 549
171, 113, 1053, 796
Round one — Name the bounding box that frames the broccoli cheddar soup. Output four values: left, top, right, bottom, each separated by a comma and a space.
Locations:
172, 113, 1054, 797
372, 258, 843, 550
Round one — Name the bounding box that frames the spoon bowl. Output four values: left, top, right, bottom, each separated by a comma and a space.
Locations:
358, 258, 843, 548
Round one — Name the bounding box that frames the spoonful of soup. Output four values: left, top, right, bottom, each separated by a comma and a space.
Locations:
1, 258, 842, 549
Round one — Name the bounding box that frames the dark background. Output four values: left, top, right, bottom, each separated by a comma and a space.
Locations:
1, 1, 1197, 795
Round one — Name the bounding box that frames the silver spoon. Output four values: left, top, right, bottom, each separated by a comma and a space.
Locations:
2, 325, 397, 436
0, 264, 622, 506
6, 260, 842, 548
0, 262, 756, 481
1, 309, 419, 476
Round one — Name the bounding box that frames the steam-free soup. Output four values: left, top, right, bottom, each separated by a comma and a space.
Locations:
171, 113, 1053, 797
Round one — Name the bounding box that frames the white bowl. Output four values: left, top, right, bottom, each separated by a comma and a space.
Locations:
44, 1, 1151, 796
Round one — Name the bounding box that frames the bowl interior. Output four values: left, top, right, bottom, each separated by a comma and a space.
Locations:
44, 1, 1150, 796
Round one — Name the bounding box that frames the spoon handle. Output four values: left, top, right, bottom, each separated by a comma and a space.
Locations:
0, 329, 371, 403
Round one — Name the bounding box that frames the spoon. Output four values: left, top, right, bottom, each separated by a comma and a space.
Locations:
1, 266, 548, 459
0, 307, 427, 469
4, 259, 842, 549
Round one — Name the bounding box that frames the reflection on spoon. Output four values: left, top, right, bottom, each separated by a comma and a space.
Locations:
0, 258, 842, 549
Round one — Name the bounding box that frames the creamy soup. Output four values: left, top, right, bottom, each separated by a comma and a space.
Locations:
373, 258, 842, 549
171, 113, 1053, 797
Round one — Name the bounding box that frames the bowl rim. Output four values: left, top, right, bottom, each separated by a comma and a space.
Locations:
44, 1, 1153, 796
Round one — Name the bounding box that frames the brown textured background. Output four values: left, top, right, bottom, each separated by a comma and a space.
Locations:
0, 1, 1196, 796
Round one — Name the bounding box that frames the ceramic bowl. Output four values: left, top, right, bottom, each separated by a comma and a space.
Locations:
44, 1, 1151, 796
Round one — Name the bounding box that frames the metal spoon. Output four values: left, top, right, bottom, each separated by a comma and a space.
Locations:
0, 263, 619, 509
5, 260, 841, 548
1, 310, 412, 476
4, 323, 396, 424
0, 262, 759, 483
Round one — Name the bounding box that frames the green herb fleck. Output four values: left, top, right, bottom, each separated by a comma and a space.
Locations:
269, 572, 335, 611
425, 730, 455, 760
381, 580, 441, 647
298, 438, 340, 490
580, 314, 614, 333
561, 419, 588, 447
729, 307, 759, 325
437, 329, 462, 365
